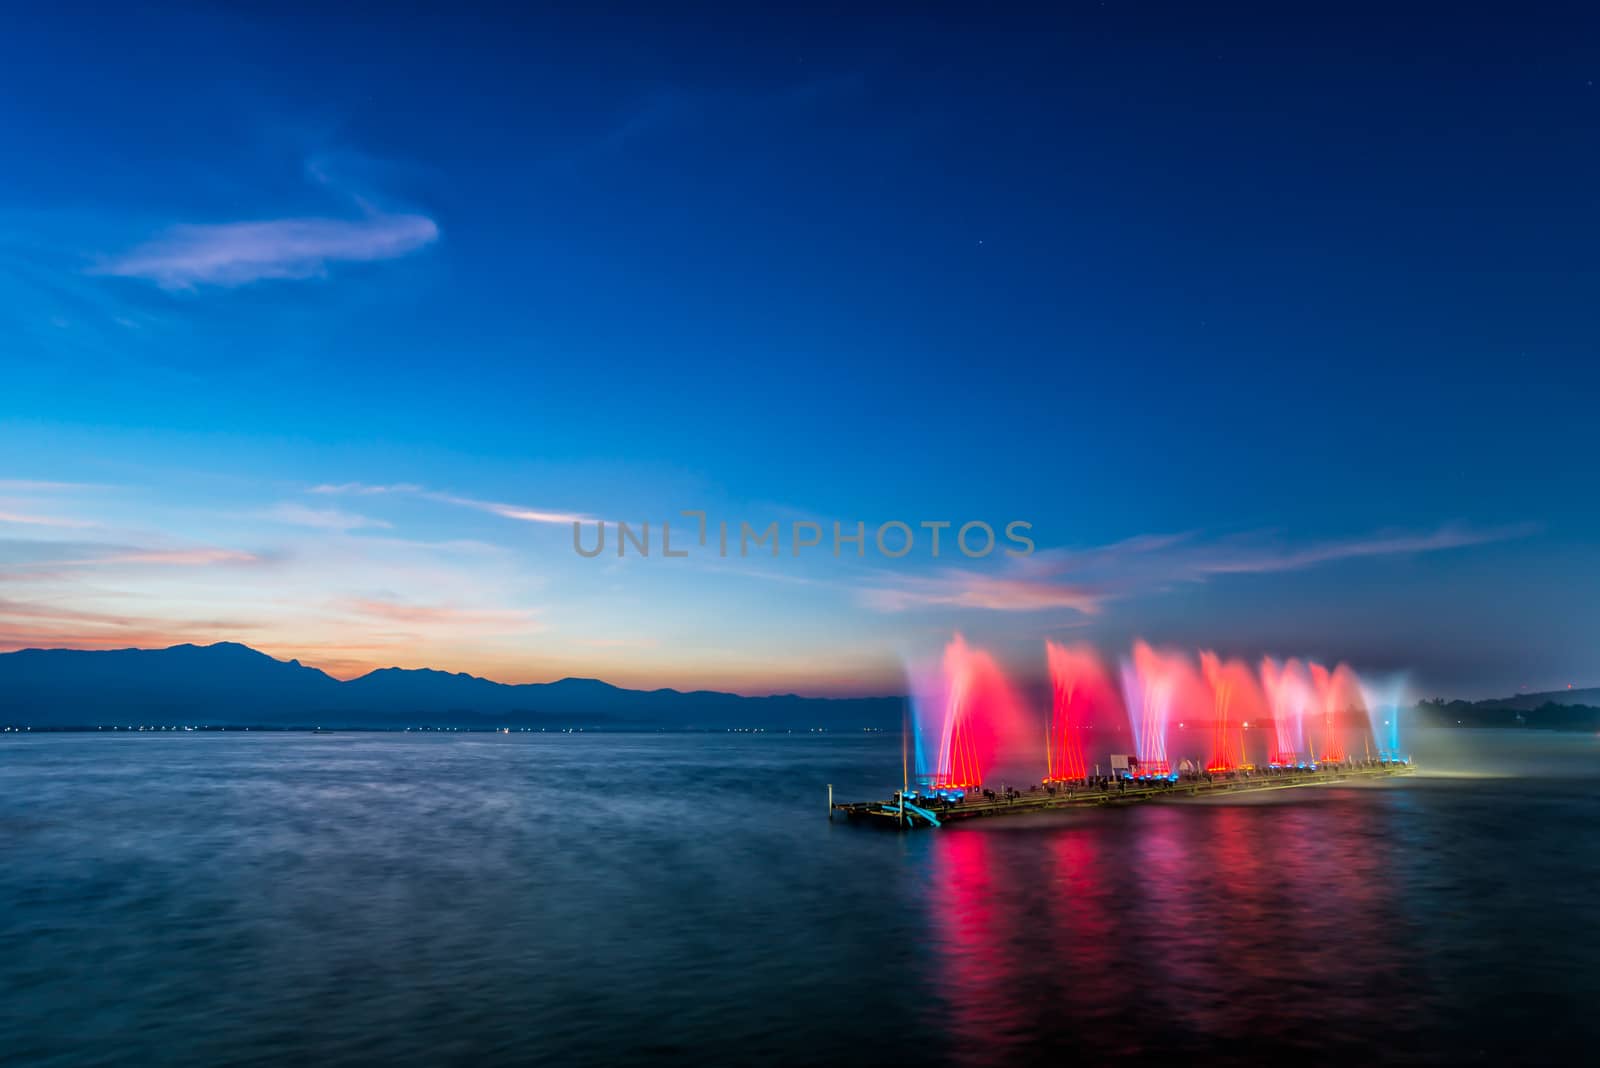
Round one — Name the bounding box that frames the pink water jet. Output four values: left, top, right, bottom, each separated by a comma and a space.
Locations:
1120, 642, 1207, 776
1044, 642, 1123, 782
931, 634, 1029, 789
1308, 661, 1372, 762
1260, 657, 1314, 764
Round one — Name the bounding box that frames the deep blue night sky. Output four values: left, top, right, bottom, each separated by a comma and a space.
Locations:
1, 4, 1595, 696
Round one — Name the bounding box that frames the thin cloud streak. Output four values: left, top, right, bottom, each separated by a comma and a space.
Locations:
861, 522, 1537, 615
337, 597, 542, 629
1190, 522, 1541, 575
422, 492, 593, 526
91, 548, 262, 567
309, 481, 594, 525
0, 596, 264, 653
93, 211, 439, 289
0, 480, 103, 492
309, 482, 422, 496
1, 538, 265, 570
0, 511, 98, 529
264, 502, 392, 532
862, 571, 1105, 614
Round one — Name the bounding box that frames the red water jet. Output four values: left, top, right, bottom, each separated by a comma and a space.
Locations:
1308, 661, 1368, 762
934, 634, 1027, 789
1045, 642, 1120, 782
1200, 652, 1267, 771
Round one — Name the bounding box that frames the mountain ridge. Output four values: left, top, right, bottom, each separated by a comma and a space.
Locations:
0, 642, 903, 729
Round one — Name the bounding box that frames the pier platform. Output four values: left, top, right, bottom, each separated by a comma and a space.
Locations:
831, 761, 1415, 829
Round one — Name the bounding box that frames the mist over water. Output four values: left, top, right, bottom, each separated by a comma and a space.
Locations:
2, 729, 1596, 1065
1405, 725, 1600, 779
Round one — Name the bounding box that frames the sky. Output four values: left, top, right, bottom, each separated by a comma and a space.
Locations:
1, 4, 1596, 698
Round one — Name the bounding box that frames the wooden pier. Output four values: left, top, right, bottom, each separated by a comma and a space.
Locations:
831, 762, 1415, 829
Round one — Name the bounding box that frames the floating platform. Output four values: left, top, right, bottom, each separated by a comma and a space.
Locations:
830, 761, 1415, 829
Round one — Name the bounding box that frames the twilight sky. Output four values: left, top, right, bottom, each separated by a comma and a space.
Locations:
2, 4, 1596, 698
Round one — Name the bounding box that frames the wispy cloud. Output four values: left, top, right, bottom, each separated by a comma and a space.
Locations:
0, 480, 105, 530
309, 482, 593, 526
421, 492, 592, 526
0, 480, 102, 493
92, 210, 439, 289
308, 482, 422, 496
337, 597, 541, 630
862, 570, 1105, 614
1186, 523, 1540, 575
1, 539, 264, 569
90, 548, 263, 567
0, 510, 98, 529
0, 597, 263, 652
264, 502, 392, 532
861, 522, 1537, 615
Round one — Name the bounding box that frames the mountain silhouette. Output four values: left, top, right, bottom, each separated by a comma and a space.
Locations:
0, 642, 903, 729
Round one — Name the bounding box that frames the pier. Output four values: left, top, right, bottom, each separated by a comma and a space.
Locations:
831, 761, 1415, 829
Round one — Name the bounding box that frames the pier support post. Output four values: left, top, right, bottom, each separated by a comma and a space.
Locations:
827, 783, 833, 820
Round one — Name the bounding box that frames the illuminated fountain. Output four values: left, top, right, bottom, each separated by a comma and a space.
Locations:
1385, 704, 1402, 758
1044, 642, 1122, 782
1361, 677, 1407, 760
1120, 641, 1205, 777
1200, 651, 1267, 772
853, 636, 1413, 828
1307, 661, 1372, 762
1308, 663, 1340, 761
904, 636, 1391, 791
917, 634, 1028, 790
1260, 657, 1313, 765
937, 654, 984, 790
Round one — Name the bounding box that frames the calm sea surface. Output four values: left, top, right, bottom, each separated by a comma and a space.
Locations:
2, 729, 1596, 1066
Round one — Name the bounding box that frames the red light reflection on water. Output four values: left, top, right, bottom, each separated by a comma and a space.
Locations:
920, 796, 1411, 1062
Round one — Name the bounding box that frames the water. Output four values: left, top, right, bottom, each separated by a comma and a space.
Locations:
2, 729, 1596, 1066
